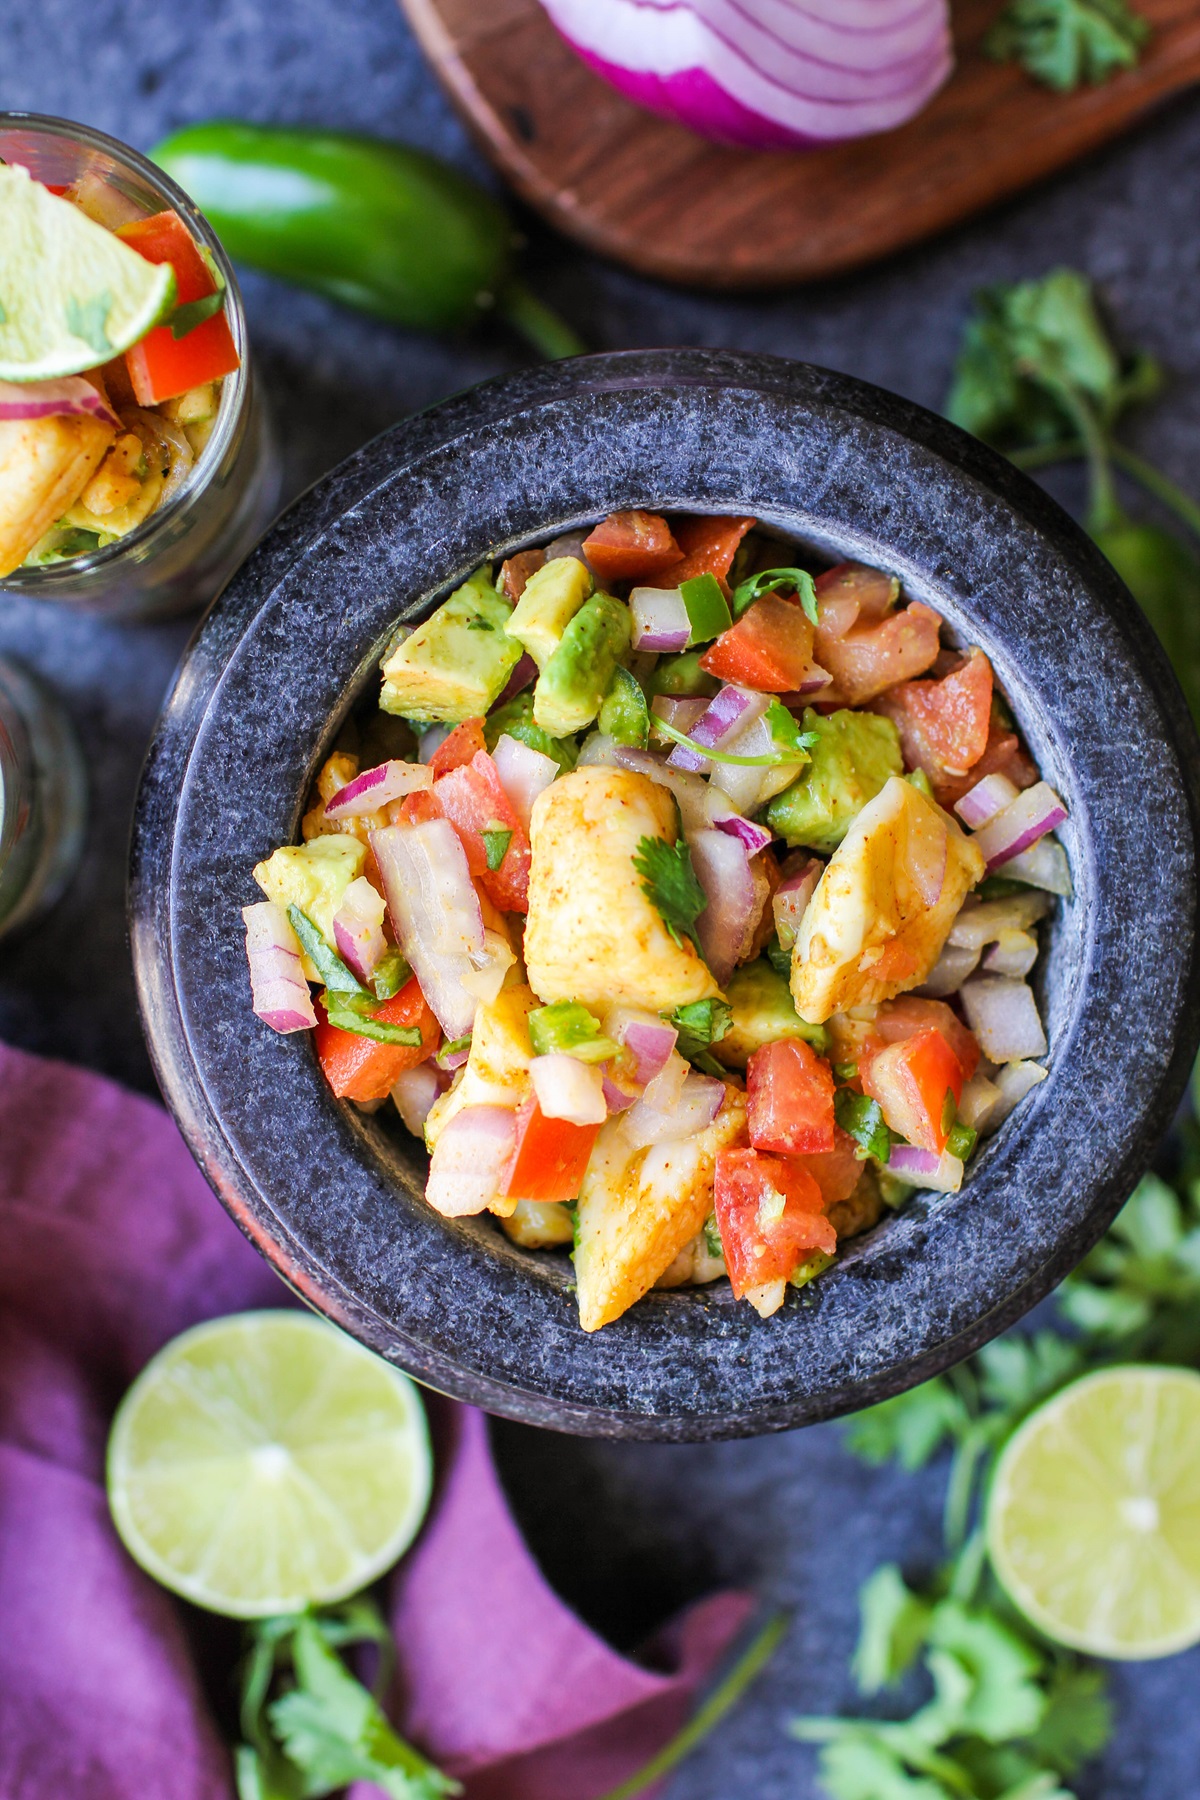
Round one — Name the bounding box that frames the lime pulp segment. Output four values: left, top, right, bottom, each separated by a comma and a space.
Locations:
987, 1364, 1200, 1660
0, 165, 176, 382
106, 1310, 432, 1618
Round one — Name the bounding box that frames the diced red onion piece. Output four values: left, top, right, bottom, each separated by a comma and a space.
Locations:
576, 731, 620, 767
426, 1106, 516, 1217
494, 652, 538, 709
773, 856, 822, 951
715, 814, 774, 856
242, 901, 317, 1034
960, 977, 1047, 1063
1003, 837, 1073, 898
491, 732, 557, 831
530, 1053, 608, 1126
643, 1049, 689, 1114
954, 771, 1020, 830
325, 759, 432, 817
623, 1071, 726, 1148
982, 1059, 1048, 1134
887, 1143, 964, 1193
371, 820, 485, 1040
602, 1074, 638, 1114
916, 940, 981, 998
418, 724, 452, 764
689, 827, 759, 985
957, 1071, 1001, 1133
609, 747, 716, 835
631, 587, 690, 653
948, 891, 1051, 952
544, 531, 592, 569
971, 782, 1068, 872
0, 375, 120, 427
650, 694, 708, 738
436, 1038, 471, 1072
331, 876, 389, 983
608, 1008, 678, 1085
667, 685, 768, 772
461, 929, 517, 1005
391, 1063, 442, 1135
983, 928, 1038, 979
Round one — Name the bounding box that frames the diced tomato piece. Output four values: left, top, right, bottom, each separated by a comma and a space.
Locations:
816, 601, 943, 706
747, 1038, 835, 1155
314, 979, 439, 1102
871, 996, 980, 1082
657, 515, 756, 589
700, 592, 817, 692
118, 209, 240, 404
873, 649, 993, 784
861, 1025, 966, 1155
792, 1127, 865, 1209
714, 1148, 836, 1298
502, 1094, 599, 1205
427, 717, 487, 778
394, 789, 444, 827
583, 511, 681, 585
933, 722, 1038, 809
434, 750, 531, 911
499, 549, 546, 601
814, 562, 899, 624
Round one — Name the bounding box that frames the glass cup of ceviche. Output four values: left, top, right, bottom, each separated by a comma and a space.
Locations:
0, 113, 279, 617
240, 508, 1074, 1335
0, 655, 85, 939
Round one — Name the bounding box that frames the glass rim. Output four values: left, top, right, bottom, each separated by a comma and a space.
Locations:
0, 111, 251, 583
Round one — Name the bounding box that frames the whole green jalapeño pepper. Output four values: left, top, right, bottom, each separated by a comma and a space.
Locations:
151, 121, 581, 358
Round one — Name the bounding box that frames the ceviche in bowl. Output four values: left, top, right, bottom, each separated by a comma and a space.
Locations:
242, 509, 1071, 1334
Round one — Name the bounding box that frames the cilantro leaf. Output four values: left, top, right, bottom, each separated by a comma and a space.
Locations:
765, 934, 792, 981
764, 698, 816, 761
287, 906, 367, 997
168, 286, 226, 339
731, 566, 819, 625
670, 997, 733, 1074
788, 1733, 952, 1800
843, 1379, 968, 1471
480, 824, 513, 871
853, 1565, 933, 1695
986, 0, 1150, 92
634, 835, 708, 957
923, 1602, 1047, 1745
834, 1089, 894, 1164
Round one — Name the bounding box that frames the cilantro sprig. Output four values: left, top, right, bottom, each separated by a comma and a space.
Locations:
634, 835, 708, 957
985, 0, 1150, 92
669, 997, 733, 1076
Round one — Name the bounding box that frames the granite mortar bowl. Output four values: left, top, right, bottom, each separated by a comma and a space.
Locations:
130, 349, 1200, 1440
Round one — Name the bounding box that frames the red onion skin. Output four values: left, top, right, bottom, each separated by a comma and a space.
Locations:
973, 785, 1068, 873
955, 773, 1019, 830
620, 1019, 678, 1085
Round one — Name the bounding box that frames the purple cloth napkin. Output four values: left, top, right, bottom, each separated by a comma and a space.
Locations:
0, 1041, 752, 1800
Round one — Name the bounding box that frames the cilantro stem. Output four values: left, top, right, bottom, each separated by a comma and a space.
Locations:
653, 716, 809, 767
592, 1612, 787, 1800
1009, 437, 1200, 547
943, 1423, 989, 1553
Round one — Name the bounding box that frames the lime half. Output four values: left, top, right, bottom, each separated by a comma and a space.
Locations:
107, 1311, 432, 1618
0, 165, 176, 381
987, 1364, 1200, 1660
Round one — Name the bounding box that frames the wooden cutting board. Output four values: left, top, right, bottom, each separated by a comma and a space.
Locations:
399, 0, 1200, 289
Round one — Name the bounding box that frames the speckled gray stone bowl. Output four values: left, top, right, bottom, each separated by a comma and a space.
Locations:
130, 349, 1200, 1440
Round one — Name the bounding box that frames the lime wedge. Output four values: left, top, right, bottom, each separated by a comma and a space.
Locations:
987, 1365, 1200, 1660
106, 1311, 432, 1618
0, 165, 176, 382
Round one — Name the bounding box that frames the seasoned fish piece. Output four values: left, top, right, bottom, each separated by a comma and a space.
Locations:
524, 766, 719, 1014
574, 1085, 746, 1332
0, 412, 115, 576
791, 776, 984, 1024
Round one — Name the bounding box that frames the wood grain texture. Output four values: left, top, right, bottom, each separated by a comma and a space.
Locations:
399, 0, 1200, 289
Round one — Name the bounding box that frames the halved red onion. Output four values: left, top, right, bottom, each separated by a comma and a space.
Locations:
332, 876, 389, 983
1003, 836, 1073, 898
538, 0, 954, 151
632, 587, 690, 653
623, 1071, 726, 1148
391, 1063, 442, 1135
916, 940, 980, 998
492, 731, 558, 830
954, 771, 1020, 830
773, 856, 822, 950
242, 901, 317, 1034
426, 1106, 516, 1216
530, 1053, 608, 1126
371, 820, 485, 1040
970, 782, 1068, 873
325, 758, 432, 818
948, 890, 1051, 953
602, 1074, 639, 1114
667, 684, 769, 773
690, 827, 759, 984
887, 1143, 964, 1193
960, 977, 1047, 1063
0, 375, 120, 428
494, 652, 538, 710
983, 928, 1038, 979
607, 1007, 678, 1084
982, 1059, 1048, 1134
716, 814, 773, 856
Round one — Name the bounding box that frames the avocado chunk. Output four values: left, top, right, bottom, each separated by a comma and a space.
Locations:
766, 707, 902, 855
252, 836, 366, 972
533, 592, 632, 738
713, 957, 829, 1069
646, 649, 720, 698
506, 556, 592, 668
484, 690, 578, 772
379, 568, 521, 724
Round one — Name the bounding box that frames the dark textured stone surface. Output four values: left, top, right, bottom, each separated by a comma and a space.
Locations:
131, 349, 1200, 1436
5, 3, 1200, 1790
